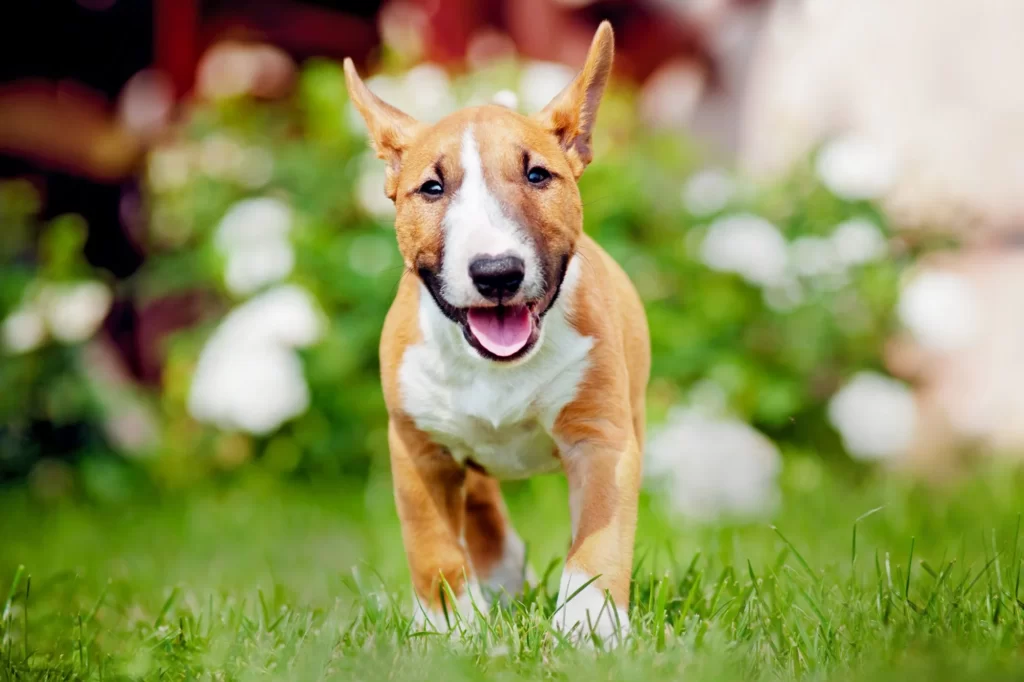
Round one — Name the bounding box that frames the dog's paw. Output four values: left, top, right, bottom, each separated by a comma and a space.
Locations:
480, 532, 532, 604
551, 571, 630, 648
410, 582, 488, 633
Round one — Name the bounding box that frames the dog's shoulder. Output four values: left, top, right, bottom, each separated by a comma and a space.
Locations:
554, 235, 650, 445
380, 271, 423, 415
570, 235, 649, 351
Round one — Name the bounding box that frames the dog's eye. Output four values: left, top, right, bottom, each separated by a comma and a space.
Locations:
419, 180, 444, 197
526, 166, 551, 185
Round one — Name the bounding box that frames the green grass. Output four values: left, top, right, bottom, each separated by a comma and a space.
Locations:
4, 458, 1024, 681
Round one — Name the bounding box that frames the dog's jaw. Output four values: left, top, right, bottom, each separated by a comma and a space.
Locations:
418, 251, 571, 363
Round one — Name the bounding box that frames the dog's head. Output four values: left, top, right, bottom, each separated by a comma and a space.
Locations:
344, 22, 614, 362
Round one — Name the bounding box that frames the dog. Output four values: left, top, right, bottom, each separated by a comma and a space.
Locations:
344, 21, 650, 644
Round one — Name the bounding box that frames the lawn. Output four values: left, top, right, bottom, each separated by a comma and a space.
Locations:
3, 459, 1024, 681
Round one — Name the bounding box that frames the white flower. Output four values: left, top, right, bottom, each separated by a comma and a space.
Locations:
214, 197, 295, 296
192, 345, 310, 436
789, 236, 838, 278
223, 243, 295, 296
4, 281, 112, 351
215, 197, 291, 247
355, 161, 396, 220
639, 60, 704, 129
831, 217, 887, 266
682, 168, 736, 216
41, 282, 112, 343
519, 62, 575, 113
404, 64, 457, 121
700, 213, 788, 287
815, 134, 896, 200
491, 89, 519, 110
188, 285, 324, 435
359, 66, 456, 125
2, 305, 46, 354
646, 408, 781, 521
221, 284, 324, 348
897, 269, 979, 351
828, 371, 916, 462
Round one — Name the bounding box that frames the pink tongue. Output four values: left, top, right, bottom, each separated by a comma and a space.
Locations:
467, 306, 533, 357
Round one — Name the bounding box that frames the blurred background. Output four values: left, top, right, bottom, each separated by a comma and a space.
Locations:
2, 0, 1023, 520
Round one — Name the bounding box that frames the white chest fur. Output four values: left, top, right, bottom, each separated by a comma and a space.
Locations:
398, 259, 592, 480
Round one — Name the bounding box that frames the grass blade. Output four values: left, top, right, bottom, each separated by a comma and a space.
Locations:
924, 560, 956, 614
155, 587, 180, 628
772, 526, 817, 584
904, 537, 915, 600
551, 574, 602, 619
23, 576, 30, 663
2, 565, 24, 624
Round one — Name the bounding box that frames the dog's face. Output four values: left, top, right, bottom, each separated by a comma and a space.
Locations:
344, 23, 614, 362
388, 107, 586, 361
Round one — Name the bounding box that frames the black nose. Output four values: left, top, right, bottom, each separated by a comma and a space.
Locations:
469, 254, 525, 301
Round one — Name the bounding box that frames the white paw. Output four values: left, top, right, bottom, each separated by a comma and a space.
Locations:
410, 581, 488, 633
480, 532, 530, 602
551, 571, 630, 647
525, 562, 539, 586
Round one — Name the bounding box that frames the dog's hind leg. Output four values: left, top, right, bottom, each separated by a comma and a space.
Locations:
463, 468, 530, 603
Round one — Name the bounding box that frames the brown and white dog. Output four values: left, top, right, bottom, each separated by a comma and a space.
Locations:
344, 22, 650, 643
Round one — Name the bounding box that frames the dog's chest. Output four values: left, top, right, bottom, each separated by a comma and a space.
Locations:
398, 311, 593, 480
400, 369, 560, 479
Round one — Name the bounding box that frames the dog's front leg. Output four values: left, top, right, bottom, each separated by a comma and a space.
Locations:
552, 436, 642, 646
388, 417, 482, 632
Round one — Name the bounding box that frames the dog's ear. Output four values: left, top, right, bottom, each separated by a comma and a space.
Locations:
535, 21, 614, 179
344, 58, 425, 200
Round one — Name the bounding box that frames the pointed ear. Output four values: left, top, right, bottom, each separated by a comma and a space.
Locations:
535, 21, 614, 178
343, 58, 425, 200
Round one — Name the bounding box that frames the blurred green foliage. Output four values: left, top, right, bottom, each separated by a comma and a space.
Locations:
0, 182, 117, 480
1, 58, 914, 489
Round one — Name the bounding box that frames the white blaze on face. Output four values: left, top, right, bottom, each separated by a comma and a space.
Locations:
440, 127, 543, 308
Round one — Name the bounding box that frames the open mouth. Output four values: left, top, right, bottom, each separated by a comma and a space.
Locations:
418, 254, 570, 363
464, 303, 540, 360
